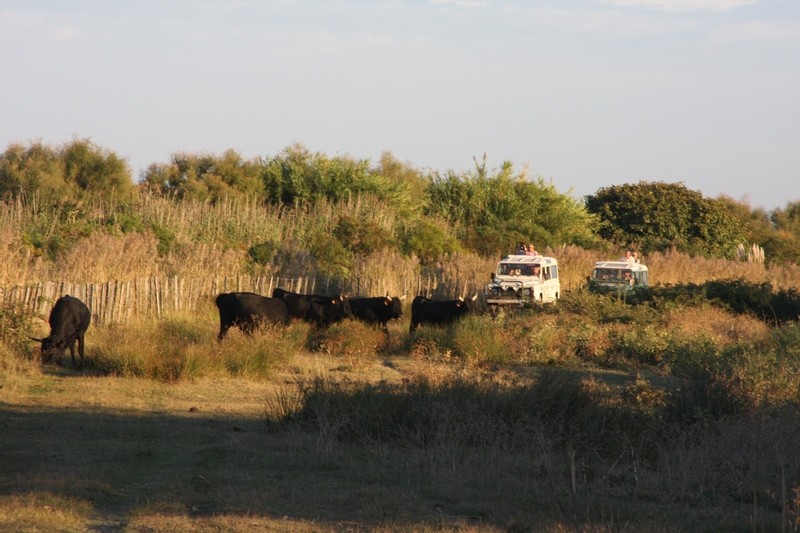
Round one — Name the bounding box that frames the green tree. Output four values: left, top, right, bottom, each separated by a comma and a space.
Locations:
62, 139, 134, 200
717, 195, 800, 265
333, 215, 395, 255
0, 139, 133, 202
140, 149, 262, 201
0, 141, 66, 201
586, 181, 746, 257
375, 152, 426, 216
400, 218, 462, 264
772, 200, 800, 237
261, 144, 409, 208
424, 160, 596, 256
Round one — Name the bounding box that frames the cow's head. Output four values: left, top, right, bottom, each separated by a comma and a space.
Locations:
385, 297, 403, 319
328, 295, 354, 319
340, 295, 354, 318
30, 334, 65, 362
456, 294, 478, 312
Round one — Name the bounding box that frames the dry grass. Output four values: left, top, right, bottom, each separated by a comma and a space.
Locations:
1, 335, 797, 531
54, 231, 161, 282
663, 303, 771, 345
3, 193, 798, 295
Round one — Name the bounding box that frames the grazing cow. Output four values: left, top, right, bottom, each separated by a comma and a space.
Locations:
30, 295, 91, 368
349, 296, 404, 333
272, 288, 353, 327
409, 294, 478, 333
215, 292, 291, 340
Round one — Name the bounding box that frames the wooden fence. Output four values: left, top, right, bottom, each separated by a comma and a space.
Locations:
0, 274, 479, 326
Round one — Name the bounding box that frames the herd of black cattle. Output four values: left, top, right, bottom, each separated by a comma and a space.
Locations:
31, 290, 481, 369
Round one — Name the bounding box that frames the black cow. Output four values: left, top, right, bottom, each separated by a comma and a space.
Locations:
272, 288, 353, 327
31, 295, 91, 368
215, 292, 291, 340
409, 294, 478, 333
349, 296, 404, 333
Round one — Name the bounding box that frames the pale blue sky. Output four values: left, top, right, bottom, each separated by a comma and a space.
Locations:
1, 0, 798, 209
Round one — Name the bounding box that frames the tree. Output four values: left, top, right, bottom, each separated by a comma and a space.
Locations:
0, 139, 133, 202
140, 149, 262, 201
717, 195, 800, 265
424, 160, 597, 256
772, 200, 800, 237
0, 142, 66, 201
261, 144, 410, 208
585, 181, 746, 258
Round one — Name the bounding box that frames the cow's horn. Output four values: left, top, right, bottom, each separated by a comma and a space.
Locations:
28, 336, 46, 342
471, 293, 478, 301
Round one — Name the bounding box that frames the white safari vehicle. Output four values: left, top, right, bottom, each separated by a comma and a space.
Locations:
587, 260, 649, 296
485, 255, 561, 308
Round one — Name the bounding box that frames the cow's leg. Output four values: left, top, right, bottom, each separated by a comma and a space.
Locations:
77, 334, 85, 368
409, 321, 417, 334
68, 340, 77, 367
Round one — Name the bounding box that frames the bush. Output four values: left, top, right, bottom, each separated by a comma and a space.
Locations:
92, 315, 302, 381
310, 320, 387, 368
451, 315, 511, 364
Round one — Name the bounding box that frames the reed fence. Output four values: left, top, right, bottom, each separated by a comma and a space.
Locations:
0, 273, 481, 326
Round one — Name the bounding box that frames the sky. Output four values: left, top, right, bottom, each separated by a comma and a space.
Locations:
1, 0, 798, 210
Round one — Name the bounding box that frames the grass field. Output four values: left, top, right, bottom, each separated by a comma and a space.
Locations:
1, 296, 799, 532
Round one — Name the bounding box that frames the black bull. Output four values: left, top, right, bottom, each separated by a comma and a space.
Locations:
349, 296, 404, 333
272, 288, 353, 327
409, 295, 478, 333
30, 295, 91, 368
215, 292, 291, 340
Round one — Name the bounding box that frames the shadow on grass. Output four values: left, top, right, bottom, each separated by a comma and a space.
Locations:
2, 374, 797, 531
1, 402, 541, 531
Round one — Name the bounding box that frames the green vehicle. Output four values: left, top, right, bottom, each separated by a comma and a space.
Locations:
588, 261, 649, 298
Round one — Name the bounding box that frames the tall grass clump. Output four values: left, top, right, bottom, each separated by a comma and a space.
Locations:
216, 322, 307, 379
0, 307, 41, 378
91, 311, 305, 381
92, 316, 214, 381
309, 320, 388, 370
450, 314, 512, 365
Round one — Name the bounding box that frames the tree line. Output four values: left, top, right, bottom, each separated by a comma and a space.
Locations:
2, 138, 799, 269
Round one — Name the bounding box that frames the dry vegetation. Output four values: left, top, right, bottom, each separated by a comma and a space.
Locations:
2, 193, 800, 293
1, 193, 799, 531
2, 289, 799, 531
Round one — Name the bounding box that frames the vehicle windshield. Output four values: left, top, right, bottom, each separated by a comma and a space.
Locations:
592, 268, 632, 281
500, 264, 540, 276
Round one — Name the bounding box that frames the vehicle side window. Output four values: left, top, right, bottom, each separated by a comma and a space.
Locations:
550, 265, 558, 279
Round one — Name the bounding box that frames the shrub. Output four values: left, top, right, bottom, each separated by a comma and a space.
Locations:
218, 323, 305, 379
661, 334, 723, 379
310, 320, 386, 368
247, 240, 278, 266
608, 324, 672, 366
451, 315, 511, 365
92, 315, 302, 381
